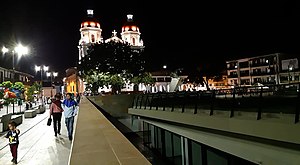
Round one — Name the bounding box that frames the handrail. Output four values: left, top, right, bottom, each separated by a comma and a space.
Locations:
131, 83, 300, 124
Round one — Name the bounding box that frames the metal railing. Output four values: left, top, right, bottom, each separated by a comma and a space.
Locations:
132, 84, 300, 123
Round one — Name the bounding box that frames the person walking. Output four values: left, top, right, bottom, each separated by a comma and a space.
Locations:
62, 93, 78, 141
49, 93, 64, 137
5, 121, 20, 164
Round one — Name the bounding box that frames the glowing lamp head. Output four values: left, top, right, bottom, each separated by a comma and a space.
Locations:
43, 66, 49, 72
53, 72, 58, 77
35, 65, 41, 72
15, 44, 29, 56
2, 46, 9, 54
46, 72, 51, 77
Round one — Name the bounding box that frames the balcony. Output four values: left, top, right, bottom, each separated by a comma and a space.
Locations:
240, 72, 250, 77
250, 62, 270, 67
227, 66, 238, 70
228, 74, 238, 78
251, 71, 275, 76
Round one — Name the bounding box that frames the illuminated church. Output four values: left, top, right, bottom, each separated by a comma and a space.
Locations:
78, 9, 144, 64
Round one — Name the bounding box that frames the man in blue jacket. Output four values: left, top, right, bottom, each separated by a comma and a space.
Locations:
62, 93, 78, 141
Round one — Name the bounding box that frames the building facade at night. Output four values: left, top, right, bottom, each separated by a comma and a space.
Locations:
0, 66, 34, 86
78, 10, 144, 64
63, 67, 84, 95
226, 53, 300, 87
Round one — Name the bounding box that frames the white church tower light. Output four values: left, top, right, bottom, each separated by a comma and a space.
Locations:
121, 14, 144, 48
78, 9, 102, 64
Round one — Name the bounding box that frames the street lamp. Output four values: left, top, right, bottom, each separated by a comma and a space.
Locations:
46, 71, 58, 83
2, 44, 29, 82
35, 65, 49, 82
2, 44, 29, 114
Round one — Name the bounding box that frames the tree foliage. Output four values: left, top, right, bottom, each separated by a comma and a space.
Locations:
13, 82, 25, 91
1, 81, 13, 89
79, 42, 145, 76
79, 41, 146, 94
131, 72, 155, 85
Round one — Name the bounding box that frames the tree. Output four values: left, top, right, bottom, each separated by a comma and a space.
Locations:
1, 81, 13, 89
186, 64, 218, 91
79, 41, 146, 94
80, 42, 145, 76
13, 82, 25, 91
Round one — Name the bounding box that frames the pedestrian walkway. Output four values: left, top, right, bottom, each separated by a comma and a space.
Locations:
0, 105, 74, 165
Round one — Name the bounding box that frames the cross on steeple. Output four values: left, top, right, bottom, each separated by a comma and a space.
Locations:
112, 30, 117, 37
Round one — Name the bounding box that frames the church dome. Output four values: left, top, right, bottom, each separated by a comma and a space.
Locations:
122, 14, 140, 33
80, 10, 101, 28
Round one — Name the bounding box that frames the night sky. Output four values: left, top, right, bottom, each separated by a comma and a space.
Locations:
0, 1, 300, 76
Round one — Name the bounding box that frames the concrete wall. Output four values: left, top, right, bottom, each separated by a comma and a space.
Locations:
88, 94, 135, 118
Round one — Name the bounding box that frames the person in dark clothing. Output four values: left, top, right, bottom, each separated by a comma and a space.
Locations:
49, 93, 64, 137
5, 121, 20, 164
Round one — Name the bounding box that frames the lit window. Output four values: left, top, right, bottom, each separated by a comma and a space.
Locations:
266, 60, 269, 63
84, 22, 88, 26
97, 23, 100, 27
125, 26, 129, 31
234, 65, 237, 69
122, 27, 124, 31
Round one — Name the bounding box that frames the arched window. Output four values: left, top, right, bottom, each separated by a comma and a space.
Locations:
91, 34, 95, 43
132, 38, 135, 45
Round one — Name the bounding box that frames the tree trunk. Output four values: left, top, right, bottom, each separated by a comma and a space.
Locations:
111, 85, 121, 94
133, 84, 139, 91
204, 80, 210, 91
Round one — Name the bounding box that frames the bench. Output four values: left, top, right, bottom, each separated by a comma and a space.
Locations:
11, 114, 23, 125
24, 109, 37, 118
36, 105, 46, 114
0, 113, 12, 132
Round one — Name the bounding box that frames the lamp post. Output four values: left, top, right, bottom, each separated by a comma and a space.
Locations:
46, 71, 58, 84
35, 65, 49, 105
2, 44, 29, 114
2, 44, 29, 82
35, 65, 49, 83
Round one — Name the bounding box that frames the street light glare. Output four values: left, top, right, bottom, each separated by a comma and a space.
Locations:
35, 65, 41, 72
163, 65, 167, 69
43, 66, 49, 72
2, 46, 9, 54
15, 44, 29, 56
53, 72, 58, 77
46, 72, 51, 77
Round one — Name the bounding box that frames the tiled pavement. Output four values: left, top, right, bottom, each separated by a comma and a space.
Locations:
0, 105, 73, 165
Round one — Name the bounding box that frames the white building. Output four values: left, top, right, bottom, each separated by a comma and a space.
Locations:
226, 53, 300, 87
78, 9, 103, 64
121, 14, 144, 47
78, 10, 144, 64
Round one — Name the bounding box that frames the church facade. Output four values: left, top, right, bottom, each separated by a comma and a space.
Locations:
78, 10, 144, 64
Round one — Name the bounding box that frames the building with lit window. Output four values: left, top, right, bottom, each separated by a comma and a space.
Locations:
63, 67, 84, 95
226, 53, 300, 87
